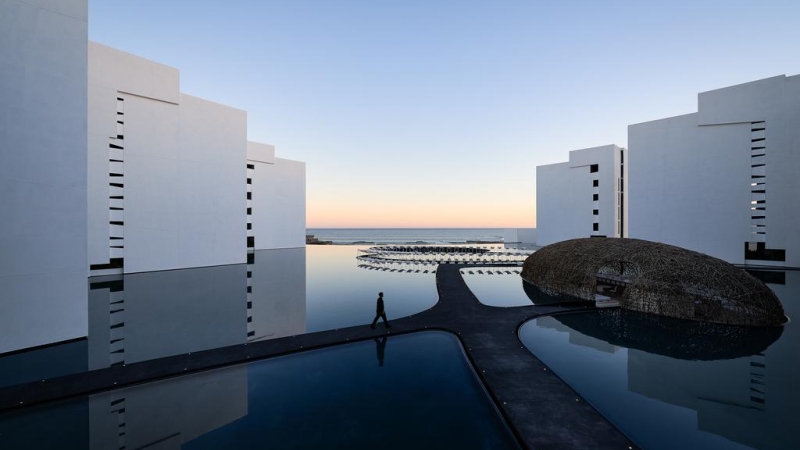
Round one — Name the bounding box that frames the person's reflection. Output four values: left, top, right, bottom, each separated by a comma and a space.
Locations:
374, 336, 387, 367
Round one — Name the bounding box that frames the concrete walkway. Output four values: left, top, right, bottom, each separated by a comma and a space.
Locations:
0, 263, 636, 449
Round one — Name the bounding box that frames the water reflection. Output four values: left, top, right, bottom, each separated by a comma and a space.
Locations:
551, 309, 782, 361
0, 332, 521, 450
519, 271, 800, 450
305, 245, 437, 332
89, 365, 247, 450
88, 248, 306, 369
375, 336, 388, 367
1, 245, 442, 388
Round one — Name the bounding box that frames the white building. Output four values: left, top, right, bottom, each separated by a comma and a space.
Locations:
0, 0, 89, 354
628, 75, 800, 267
1, 0, 306, 355
89, 43, 306, 275
535, 145, 628, 247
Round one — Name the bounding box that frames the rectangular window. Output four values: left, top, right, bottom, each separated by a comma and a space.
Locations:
593, 194, 599, 201
593, 223, 599, 231
593, 180, 599, 187
590, 164, 599, 173
744, 242, 786, 262
593, 209, 599, 216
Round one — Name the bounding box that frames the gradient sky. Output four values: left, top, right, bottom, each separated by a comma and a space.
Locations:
88, 1, 800, 228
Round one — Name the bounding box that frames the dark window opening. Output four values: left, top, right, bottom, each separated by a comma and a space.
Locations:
593, 223, 599, 231
90, 258, 124, 271
593, 180, 599, 187
746, 270, 785, 285
744, 242, 786, 262
247, 164, 255, 169
590, 164, 599, 173
247, 207, 252, 215
247, 236, 255, 248
247, 253, 255, 264
247, 223, 252, 230
247, 178, 252, 185
593, 209, 599, 215
593, 194, 599, 201
247, 192, 252, 200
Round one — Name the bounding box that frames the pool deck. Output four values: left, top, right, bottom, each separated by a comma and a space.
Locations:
0, 263, 636, 449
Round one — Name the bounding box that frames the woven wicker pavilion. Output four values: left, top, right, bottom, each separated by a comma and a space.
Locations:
522, 238, 785, 326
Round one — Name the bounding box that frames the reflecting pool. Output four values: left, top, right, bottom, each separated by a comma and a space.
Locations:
460, 268, 531, 307
306, 245, 437, 331
0, 331, 521, 450
0, 245, 438, 388
519, 270, 799, 450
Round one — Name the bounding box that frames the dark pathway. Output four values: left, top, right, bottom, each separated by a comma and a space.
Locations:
0, 264, 636, 449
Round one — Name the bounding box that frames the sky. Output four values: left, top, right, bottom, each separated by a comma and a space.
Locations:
88, 0, 800, 228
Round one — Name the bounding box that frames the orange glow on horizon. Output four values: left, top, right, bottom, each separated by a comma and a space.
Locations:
306, 199, 536, 229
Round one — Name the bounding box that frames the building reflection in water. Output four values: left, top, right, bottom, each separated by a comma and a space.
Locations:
528, 271, 798, 450
87, 248, 306, 369
89, 365, 248, 450
85, 248, 305, 449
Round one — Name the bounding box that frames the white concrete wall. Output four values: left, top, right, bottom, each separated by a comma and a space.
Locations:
536, 145, 625, 246
503, 228, 537, 244
248, 142, 306, 249
0, 0, 88, 353
629, 75, 800, 266
628, 114, 751, 263
89, 43, 247, 273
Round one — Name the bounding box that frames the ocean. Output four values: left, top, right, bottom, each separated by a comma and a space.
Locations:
306, 228, 505, 245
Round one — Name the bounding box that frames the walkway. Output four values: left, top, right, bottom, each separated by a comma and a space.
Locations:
0, 264, 636, 450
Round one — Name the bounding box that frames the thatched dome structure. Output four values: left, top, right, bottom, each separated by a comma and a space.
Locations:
521, 238, 785, 326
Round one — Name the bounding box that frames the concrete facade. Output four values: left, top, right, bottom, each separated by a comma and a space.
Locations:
0, 0, 89, 353
1, 0, 306, 355
247, 142, 306, 250
503, 228, 537, 245
88, 43, 306, 274
628, 75, 800, 267
536, 145, 627, 247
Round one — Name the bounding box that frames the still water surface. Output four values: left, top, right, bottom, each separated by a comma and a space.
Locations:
518, 271, 799, 450
0, 332, 521, 450
0, 246, 437, 388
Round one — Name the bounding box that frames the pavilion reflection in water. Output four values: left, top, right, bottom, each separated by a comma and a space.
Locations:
529, 270, 798, 450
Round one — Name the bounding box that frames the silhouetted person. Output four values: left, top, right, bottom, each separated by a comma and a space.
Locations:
374, 336, 387, 367
370, 291, 391, 329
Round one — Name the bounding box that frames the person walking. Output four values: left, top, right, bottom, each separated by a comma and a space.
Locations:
370, 292, 391, 329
